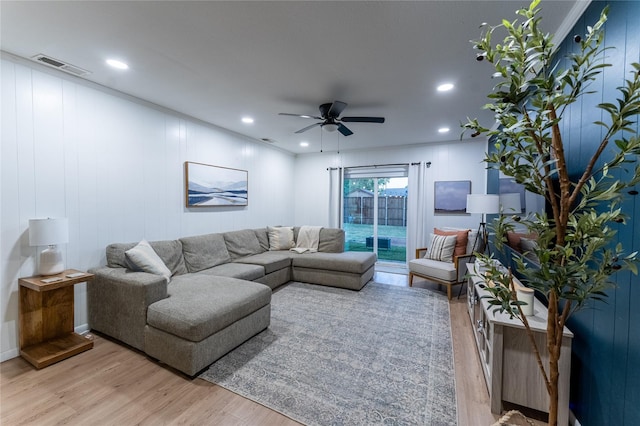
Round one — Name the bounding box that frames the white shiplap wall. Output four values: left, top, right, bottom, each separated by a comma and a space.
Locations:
0, 58, 295, 361
1, 55, 491, 362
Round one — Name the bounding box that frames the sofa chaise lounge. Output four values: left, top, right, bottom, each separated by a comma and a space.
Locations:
88, 227, 376, 375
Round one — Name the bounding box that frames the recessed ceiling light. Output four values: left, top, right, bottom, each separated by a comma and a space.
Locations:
437, 83, 454, 92
106, 59, 129, 70
300, 141, 309, 147
241, 117, 254, 124
438, 127, 450, 133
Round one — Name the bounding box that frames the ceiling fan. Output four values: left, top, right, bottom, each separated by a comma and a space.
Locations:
279, 101, 385, 136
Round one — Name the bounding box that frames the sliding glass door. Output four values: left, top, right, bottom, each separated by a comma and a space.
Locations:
342, 166, 408, 264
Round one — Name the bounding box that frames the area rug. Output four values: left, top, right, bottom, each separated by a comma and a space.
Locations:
199, 282, 457, 425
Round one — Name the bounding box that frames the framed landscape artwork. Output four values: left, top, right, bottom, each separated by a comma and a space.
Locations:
185, 161, 248, 207
434, 180, 471, 214
499, 177, 526, 212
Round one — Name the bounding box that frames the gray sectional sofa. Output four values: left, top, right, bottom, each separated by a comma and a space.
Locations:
88, 227, 376, 376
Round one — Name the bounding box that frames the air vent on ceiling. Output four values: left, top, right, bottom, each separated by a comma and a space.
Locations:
31, 54, 91, 77
261, 138, 277, 144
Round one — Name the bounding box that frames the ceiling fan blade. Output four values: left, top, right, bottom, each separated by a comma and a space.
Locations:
295, 122, 322, 134
341, 116, 385, 123
279, 112, 323, 120
328, 101, 348, 118
337, 123, 353, 136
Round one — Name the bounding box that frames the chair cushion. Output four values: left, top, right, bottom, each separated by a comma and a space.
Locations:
409, 258, 457, 282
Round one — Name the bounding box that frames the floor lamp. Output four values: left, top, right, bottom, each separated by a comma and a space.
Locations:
466, 194, 500, 255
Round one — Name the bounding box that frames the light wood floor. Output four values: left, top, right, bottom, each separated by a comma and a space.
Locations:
1, 271, 545, 426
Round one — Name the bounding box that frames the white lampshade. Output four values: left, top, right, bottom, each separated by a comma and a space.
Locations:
29, 218, 69, 276
466, 194, 500, 214
323, 123, 339, 132
500, 193, 522, 214
29, 218, 69, 246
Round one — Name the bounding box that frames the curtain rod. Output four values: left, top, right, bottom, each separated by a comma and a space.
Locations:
326, 162, 430, 170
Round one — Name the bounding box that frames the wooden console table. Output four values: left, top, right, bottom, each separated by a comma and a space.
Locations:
19, 269, 94, 369
466, 264, 573, 425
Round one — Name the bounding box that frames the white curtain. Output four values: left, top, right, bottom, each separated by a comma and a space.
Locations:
328, 167, 343, 228
407, 162, 428, 264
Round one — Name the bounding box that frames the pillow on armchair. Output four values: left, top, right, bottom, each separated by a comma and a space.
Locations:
424, 234, 457, 263
434, 228, 470, 257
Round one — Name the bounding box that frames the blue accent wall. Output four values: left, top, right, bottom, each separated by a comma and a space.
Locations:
488, 2, 639, 424
559, 2, 639, 425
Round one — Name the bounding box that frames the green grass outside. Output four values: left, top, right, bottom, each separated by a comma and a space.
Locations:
342, 223, 407, 239
343, 223, 407, 262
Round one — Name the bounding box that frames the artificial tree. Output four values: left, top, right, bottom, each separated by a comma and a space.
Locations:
463, 1, 640, 425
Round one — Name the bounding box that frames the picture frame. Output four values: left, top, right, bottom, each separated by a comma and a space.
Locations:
499, 178, 526, 212
434, 180, 471, 214
185, 161, 248, 207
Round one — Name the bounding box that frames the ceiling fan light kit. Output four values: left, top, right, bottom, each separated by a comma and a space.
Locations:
279, 100, 385, 138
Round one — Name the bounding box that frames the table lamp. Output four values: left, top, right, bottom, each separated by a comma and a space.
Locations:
466, 194, 500, 253
29, 218, 69, 275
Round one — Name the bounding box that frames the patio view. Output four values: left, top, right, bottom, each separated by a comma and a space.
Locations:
343, 175, 407, 264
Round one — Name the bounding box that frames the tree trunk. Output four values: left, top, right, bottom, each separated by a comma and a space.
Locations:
548, 350, 560, 426
546, 291, 561, 426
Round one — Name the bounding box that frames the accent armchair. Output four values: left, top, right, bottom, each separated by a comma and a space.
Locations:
408, 228, 480, 300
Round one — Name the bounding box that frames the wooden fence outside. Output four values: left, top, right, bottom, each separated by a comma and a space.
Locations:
344, 196, 407, 226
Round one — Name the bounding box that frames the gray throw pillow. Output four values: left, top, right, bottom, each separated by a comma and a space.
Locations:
125, 240, 172, 282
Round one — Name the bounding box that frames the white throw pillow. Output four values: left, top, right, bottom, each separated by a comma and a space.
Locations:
425, 234, 457, 263
125, 239, 172, 282
267, 226, 295, 250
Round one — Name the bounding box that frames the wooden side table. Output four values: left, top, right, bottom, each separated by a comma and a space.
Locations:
19, 269, 94, 369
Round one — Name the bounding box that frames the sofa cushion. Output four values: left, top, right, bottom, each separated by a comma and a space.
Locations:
268, 226, 295, 250
507, 231, 538, 252
409, 258, 457, 282
253, 228, 270, 252
107, 239, 188, 276
292, 251, 376, 274
180, 233, 231, 273
197, 262, 265, 281
223, 229, 263, 259
233, 252, 292, 274
318, 228, 345, 253
520, 237, 540, 264
148, 275, 271, 342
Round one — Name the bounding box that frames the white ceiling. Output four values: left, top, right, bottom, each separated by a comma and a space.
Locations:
1, 1, 586, 154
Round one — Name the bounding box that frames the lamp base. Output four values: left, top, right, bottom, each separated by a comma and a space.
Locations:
38, 245, 64, 276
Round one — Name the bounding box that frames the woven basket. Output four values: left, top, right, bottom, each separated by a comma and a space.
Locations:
491, 410, 536, 426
